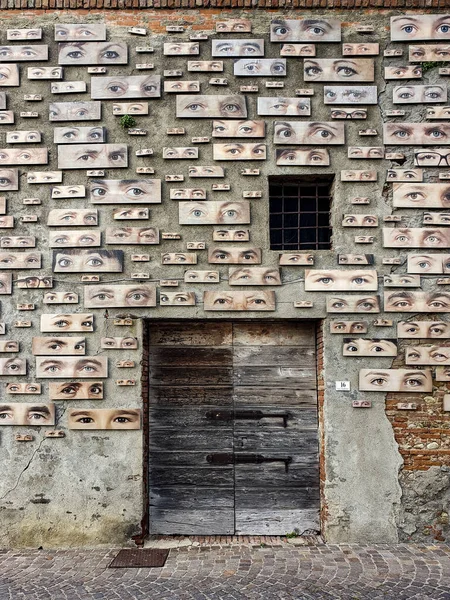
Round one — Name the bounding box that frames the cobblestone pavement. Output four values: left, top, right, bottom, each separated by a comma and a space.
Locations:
1, 538, 450, 600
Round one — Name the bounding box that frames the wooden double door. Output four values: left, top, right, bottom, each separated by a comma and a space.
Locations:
148, 321, 320, 535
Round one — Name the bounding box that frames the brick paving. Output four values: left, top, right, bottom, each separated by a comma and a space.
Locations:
1, 539, 450, 599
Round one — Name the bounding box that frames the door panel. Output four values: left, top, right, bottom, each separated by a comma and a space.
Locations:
148, 321, 320, 536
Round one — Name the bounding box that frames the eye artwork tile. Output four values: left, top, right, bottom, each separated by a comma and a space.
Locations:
57, 144, 127, 170
58, 41, 128, 65
0, 45, 48, 62
163, 81, 200, 93
161, 253, 197, 265
208, 247, 262, 264
51, 81, 87, 94
91, 75, 161, 100
414, 149, 450, 167
384, 66, 422, 79
187, 61, 224, 72
0, 168, 18, 190
330, 108, 367, 119
0, 216, 14, 227
51, 185, 86, 199
215, 19, 252, 33
68, 407, 141, 430
384, 274, 421, 287
228, 267, 281, 285
211, 39, 265, 58
0, 64, 19, 86
211, 120, 265, 138
0, 92, 4, 110
397, 320, 450, 338
273, 121, 345, 145
50, 102, 101, 122
0, 236, 36, 248
43, 291, 79, 304
384, 122, 450, 145
330, 320, 368, 334
49, 230, 101, 248
213, 143, 266, 160
407, 254, 450, 274
213, 229, 250, 242
17, 275, 52, 288
423, 212, 450, 225
112, 103, 149, 116
188, 166, 224, 177
384, 290, 450, 312
304, 269, 378, 291
32, 337, 86, 356
113, 207, 149, 220
233, 59, 287, 77
393, 85, 447, 104
436, 366, 450, 381
7, 28, 42, 40
105, 227, 159, 244
28, 66, 63, 80
279, 253, 314, 265
343, 43, 380, 56
49, 381, 103, 400
280, 44, 316, 56
275, 148, 330, 166
323, 86, 378, 105
40, 313, 94, 333
359, 368, 433, 392
89, 179, 162, 204
6, 131, 42, 144
163, 147, 199, 160
348, 147, 383, 159
36, 356, 108, 379
304, 58, 374, 82
163, 42, 199, 56
0, 272, 12, 294
84, 283, 157, 308
393, 184, 450, 208
427, 106, 450, 119
0, 341, 19, 352
343, 338, 398, 356
0, 357, 26, 375
0, 402, 55, 426
326, 295, 380, 313
179, 201, 250, 225
383, 227, 450, 248
55, 23, 107, 41
391, 14, 450, 41
342, 214, 379, 227
387, 169, 423, 183
405, 346, 450, 365
184, 270, 220, 283
270, 18, 341, 43
338, 254, 374, 265
257, 97, 311, 116
0, 251, 41, 269
101, 337, 138, 349
52, 249, 124, 273
341, 170, 377, 182
47, 209, 98, 226
170, 188, 206, 200
0, 111, 13, 125
160, 291, 196, 306
176, 95, 247, 118
0, 148, 48, 166
6, 382, 41, 394
204, 290, 276, 311
53, 126, 106, 144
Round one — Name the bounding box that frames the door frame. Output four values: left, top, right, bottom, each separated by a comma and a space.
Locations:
135, 318, 325, 543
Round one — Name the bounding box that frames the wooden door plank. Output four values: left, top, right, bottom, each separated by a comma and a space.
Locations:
235, 509, 320, 535
149, 467, 234, 486
150, 509, 234, 535
235, 429, 318, 452
149, 451, 230, 467
150, 347, 233, 367
149, 322, 232, 346
151, 487, 234, 509
151, 366, 233, 386
150, 386, 233, 407
233, 346, 315, 367
150, 429, 233, 451
235, 488, 320, 509
233, 322, 316, 346
234, 366, 316, 388
149, 407, 235, 428
234, 387, 317, 406
235, 465, 319, 487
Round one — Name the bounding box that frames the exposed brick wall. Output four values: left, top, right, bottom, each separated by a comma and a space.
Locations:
1, 0, 450, 9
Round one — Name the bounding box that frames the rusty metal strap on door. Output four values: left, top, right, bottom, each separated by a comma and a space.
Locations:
207, 453, 292, 473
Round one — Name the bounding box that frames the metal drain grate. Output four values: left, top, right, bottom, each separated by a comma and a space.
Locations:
109, 548, 169, 568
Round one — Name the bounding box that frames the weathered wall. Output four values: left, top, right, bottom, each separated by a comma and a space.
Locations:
0, 8, 449, 548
